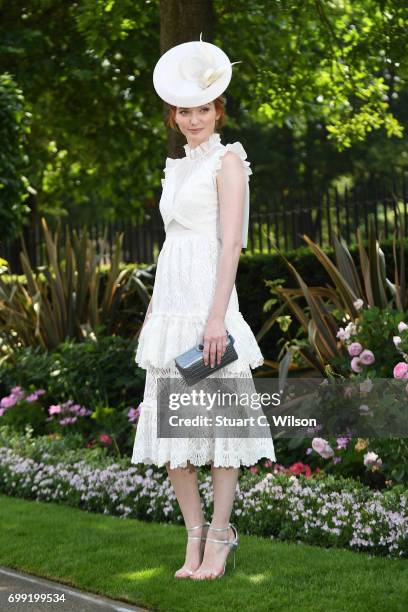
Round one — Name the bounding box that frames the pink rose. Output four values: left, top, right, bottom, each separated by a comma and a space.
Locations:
351, 357, 362, 373
312, 437, 334, 459
359, 350, 375, 365
348, 342, 363, 357
393, 362, 408, 379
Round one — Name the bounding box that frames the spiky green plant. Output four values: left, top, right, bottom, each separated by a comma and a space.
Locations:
258, 213, 407, 376
0, 218, 151, 352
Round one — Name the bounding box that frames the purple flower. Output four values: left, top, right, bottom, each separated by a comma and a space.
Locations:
59, 416, 77, 426
348, 342, 363, 357
69, 404, 82, 414
359, 350, 375, 365
26, 389, 46, 403
128, 406, 141, 422
336, 437, 350, 450
351, 357, 362, 373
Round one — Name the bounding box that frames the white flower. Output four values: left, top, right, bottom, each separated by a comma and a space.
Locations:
393, 336, 402, 347
364, 451, 382, 467
353, 299, 364, 310
345, 322, 358, 336
338, 322, 358, 340
398, 322, 408, 333
336, 327, 348, 341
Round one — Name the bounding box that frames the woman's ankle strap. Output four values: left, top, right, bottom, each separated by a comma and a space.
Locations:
208, 523, 231, 532
186, 521, 210, 531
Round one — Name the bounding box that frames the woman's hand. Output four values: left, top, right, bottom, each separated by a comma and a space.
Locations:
202, 316, 228, 368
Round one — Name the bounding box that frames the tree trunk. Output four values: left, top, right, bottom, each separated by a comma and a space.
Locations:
159, 0, 216, 157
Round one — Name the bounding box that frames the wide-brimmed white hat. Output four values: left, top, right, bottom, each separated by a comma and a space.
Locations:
153, 32, 241, 107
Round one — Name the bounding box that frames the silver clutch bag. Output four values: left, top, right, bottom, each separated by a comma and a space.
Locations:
175, 331, 238, 386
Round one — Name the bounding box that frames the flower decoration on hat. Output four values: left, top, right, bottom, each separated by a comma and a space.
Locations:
179, 32, 241, 90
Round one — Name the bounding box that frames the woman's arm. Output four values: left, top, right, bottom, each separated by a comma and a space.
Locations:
202, 151, 247, 368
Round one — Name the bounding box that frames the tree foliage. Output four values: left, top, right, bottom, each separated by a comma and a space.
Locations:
1, 0, 408, 225
0, 73, 30, 239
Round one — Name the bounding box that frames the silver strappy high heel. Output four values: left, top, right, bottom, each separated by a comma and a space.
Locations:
174, 521, 210, 579
192, 522, 239, 579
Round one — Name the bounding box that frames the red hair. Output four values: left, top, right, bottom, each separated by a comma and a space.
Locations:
166, 96, 226, 133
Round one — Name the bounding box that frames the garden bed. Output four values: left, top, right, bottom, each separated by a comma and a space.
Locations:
0, 429, 406, 560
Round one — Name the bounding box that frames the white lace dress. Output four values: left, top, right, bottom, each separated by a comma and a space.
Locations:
131, 132, 276, 469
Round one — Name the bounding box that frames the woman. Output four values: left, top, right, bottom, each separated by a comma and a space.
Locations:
132, 33, 276, 580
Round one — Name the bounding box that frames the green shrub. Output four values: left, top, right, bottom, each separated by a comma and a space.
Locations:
0, 335, 145, 409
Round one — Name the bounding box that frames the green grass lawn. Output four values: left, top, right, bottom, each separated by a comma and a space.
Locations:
0, 494, 407, 612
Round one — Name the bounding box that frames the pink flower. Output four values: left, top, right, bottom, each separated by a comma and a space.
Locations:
348, 342, 363, 357
393, 362, 408, 379
49, 404, 62, 414
99, 434, 112, 445
0, 395, 18, 409
359, 350, 375, 365
351, 357, 362, 373
312, 437, 334, 459
249, 466, 258, 474
10, 386, 25, 400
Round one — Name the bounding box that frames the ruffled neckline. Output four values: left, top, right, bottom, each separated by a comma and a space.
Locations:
183, 132, 221, 160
